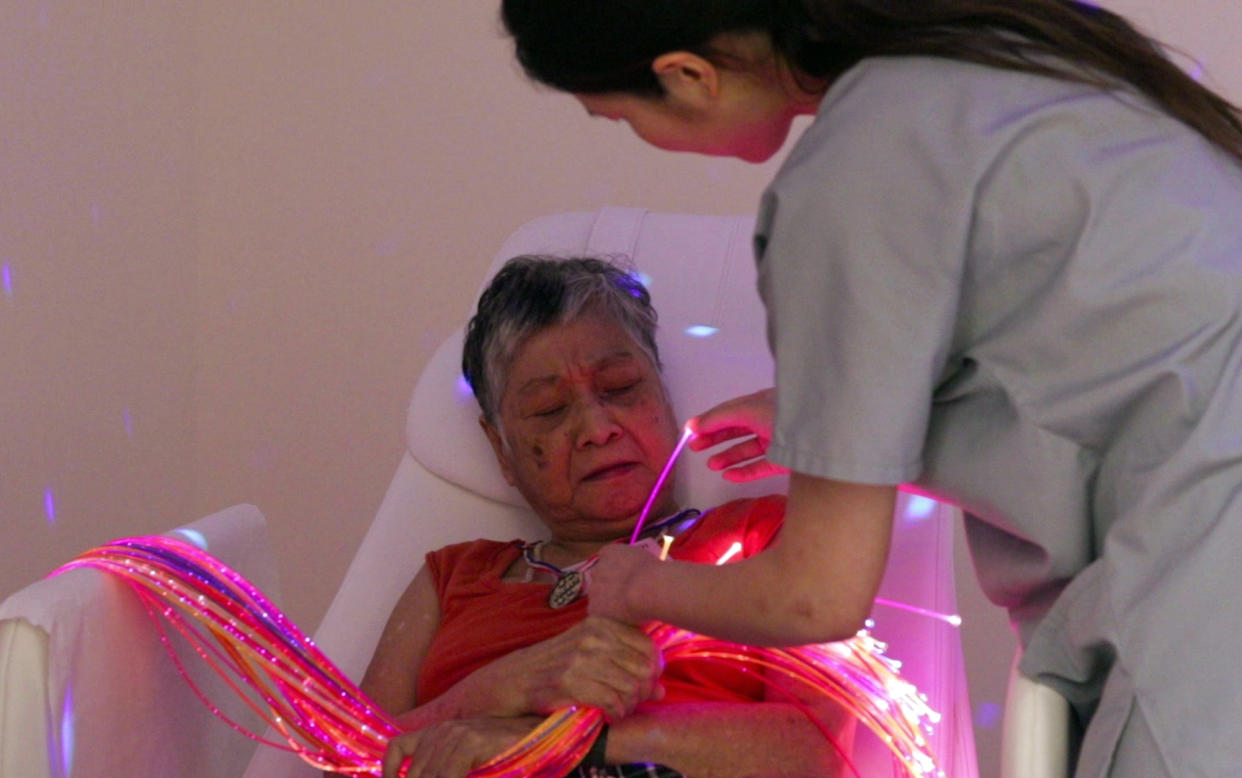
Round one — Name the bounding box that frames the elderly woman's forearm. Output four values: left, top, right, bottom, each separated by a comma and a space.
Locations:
608, 702, 849, 777
389, 668, 526, 731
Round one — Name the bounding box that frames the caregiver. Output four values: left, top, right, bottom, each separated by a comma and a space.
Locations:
499, 1, 1242, 774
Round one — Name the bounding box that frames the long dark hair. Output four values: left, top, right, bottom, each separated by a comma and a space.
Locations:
501, 0, 1242, 164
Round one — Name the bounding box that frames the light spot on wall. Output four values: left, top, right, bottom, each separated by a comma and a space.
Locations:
974, 701, 1002, 730
632, 271, 652, 289
56, 681, 75, 776
44, 488, 57, 525
684, 325, 719, 338
122, 409, 134, 440
456, 374, 474, 398
249, 444, 279, 472
374, 235, 401, 257
2, 263, 12, 299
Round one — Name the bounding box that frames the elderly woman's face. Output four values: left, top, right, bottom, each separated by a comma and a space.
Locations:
482, 312, 679, 542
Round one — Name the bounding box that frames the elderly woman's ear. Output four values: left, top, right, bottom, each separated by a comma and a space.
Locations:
479, 415, 519, 488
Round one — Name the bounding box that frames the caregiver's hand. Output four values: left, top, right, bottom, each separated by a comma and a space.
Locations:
587, 543, 663, 627
688, 388, 789, 482
382, 716, 538, 778
469, 615, 663, 722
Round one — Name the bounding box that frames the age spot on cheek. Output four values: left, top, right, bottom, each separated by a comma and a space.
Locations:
530, 443, 548, 470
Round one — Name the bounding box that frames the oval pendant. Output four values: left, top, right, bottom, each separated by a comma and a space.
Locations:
548, 570, 584, 609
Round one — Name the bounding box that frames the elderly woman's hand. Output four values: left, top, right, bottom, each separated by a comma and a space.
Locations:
688, 388, 790, 482
473, 615, 663, 722
382, 716, 539, 778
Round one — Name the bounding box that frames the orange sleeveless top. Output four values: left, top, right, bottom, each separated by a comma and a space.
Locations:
416, 496, 786, 706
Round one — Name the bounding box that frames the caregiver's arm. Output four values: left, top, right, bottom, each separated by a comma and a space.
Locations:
591, 473, 896, 646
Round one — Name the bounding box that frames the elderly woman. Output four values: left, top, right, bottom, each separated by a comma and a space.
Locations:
363, 256, 852, 778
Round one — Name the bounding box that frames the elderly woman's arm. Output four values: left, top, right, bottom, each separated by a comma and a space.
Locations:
382, 698, 853, 778
605, 679, 855, 778
366, 566, 852, 778
360, 564, 663, 730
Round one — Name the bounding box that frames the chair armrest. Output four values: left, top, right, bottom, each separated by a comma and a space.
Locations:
0, 619, 53, 778
0, 503, 278, 778
1001, 652, 1072, 778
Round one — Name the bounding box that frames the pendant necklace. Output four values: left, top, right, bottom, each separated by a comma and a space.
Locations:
522, 542, 593, 609
521, 508, 701, 609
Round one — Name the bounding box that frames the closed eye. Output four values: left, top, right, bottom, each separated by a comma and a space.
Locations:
603, 380, 641, 398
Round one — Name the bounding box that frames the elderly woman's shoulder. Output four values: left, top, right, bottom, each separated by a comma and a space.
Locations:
424, 538, 523, 582
672, 495, 787, 563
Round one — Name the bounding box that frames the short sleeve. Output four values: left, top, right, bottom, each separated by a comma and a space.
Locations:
670, 495, 785, 563
756, 60, 980, 484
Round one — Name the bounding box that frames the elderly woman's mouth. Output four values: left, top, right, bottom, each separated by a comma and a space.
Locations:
583, 462, 640, 481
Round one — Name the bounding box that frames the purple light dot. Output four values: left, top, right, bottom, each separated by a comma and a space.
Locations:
60, 681, 76, 775
684, 325, 719, 338
122, 408, 134, 439
974, 701, 1002, 730
44, 488, 56, 525
2, 263, 12, 298
456, 374, 474, 398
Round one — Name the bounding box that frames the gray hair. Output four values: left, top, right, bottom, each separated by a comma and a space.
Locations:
461, 255, 661, 423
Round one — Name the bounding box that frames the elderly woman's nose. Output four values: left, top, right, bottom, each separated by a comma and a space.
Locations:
573, 398, 623, 445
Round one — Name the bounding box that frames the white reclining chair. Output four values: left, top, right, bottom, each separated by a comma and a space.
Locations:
0, 503, 279, 778
246, 206, 998, 778
0, 208, 1069, 777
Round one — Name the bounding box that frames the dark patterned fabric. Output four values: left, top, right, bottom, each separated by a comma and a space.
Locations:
567, 765, 683, 778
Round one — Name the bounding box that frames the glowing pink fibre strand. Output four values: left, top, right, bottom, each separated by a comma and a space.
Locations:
874, 597, 962, 627
629, 423, 694, 544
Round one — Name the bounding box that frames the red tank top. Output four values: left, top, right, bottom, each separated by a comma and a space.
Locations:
416, 496, 786, 706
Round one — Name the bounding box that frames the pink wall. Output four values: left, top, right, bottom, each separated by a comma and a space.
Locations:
2, 2, 1238, 774
1, 1, 198, 594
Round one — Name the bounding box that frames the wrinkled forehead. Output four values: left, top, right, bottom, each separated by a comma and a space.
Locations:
501, 313, 657, 396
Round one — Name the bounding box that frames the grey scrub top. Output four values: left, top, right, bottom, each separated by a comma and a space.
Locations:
756, 56, 1242, 774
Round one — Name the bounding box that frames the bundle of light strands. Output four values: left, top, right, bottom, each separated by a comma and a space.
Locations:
650, 624, 940, 778
51, 535, 603, 777
52, 534, 940, 778
52, 536, 401, 773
